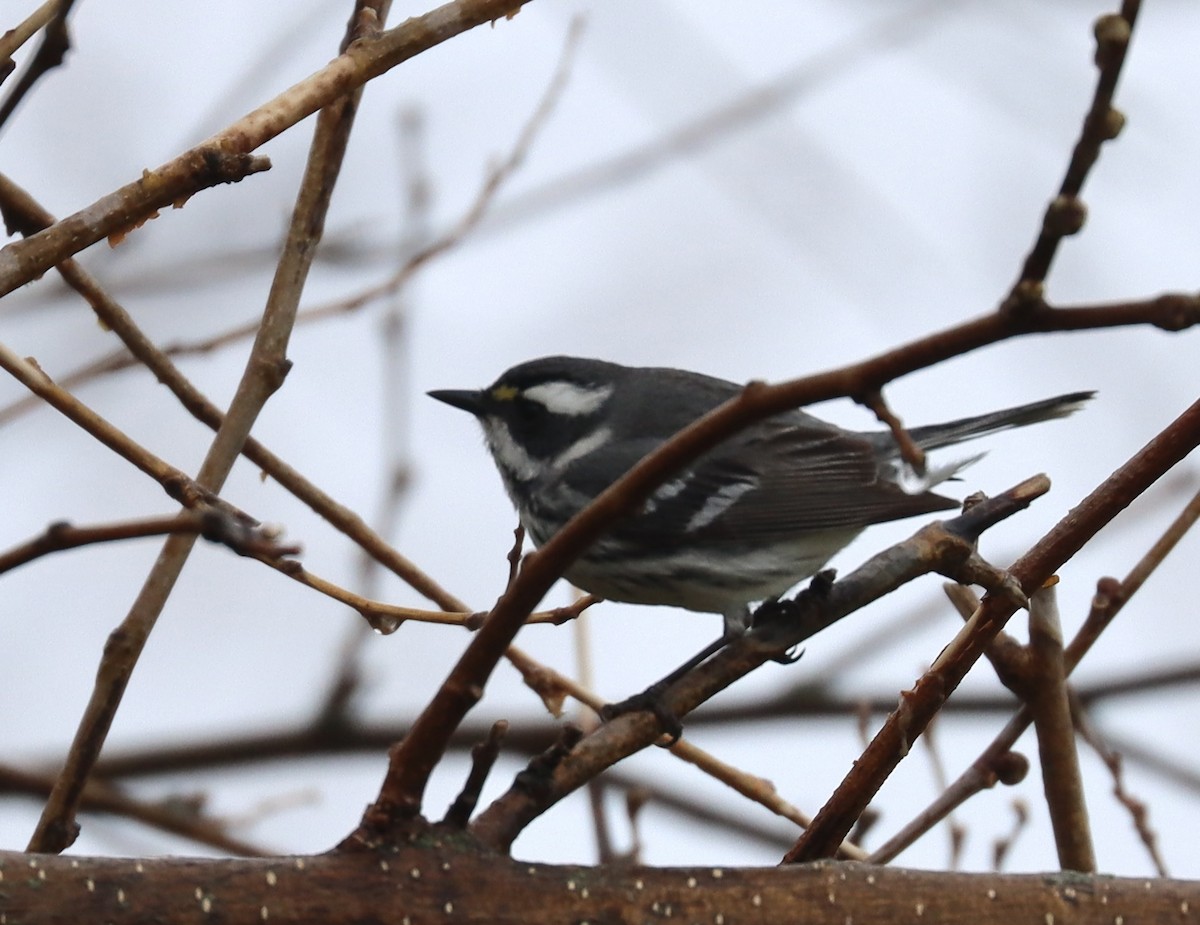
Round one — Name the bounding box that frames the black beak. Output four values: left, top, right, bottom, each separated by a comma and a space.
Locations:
428, 388, 487, 416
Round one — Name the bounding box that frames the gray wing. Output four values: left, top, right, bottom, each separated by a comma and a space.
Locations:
554, 416, 958, 547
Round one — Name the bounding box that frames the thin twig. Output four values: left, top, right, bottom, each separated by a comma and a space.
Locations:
669, 737, 868, 862
0, 341, 206, 507
505, 525, 525, 590
0, 510, 298, 575
0, 0, 59, 86
260, 563, 598, 633
599, 770, 791, 853
0, 0, 533, 297
294, 16, 584, 328
942, 582, 1030, 694
321, 99, 431, 722
442, 721, 509, 828
0, 763, 273, 857
1005, 1, 1141, 304
0, 0, 77, 132
859, 389, 925, 473
1071, 695, 1168, 876
918, 718, 966, 870
570, 591, 616, 862
1089, 729, 1200, 795
992, 800, 1030, 872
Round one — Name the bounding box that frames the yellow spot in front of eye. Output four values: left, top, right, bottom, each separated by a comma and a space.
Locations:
492, 385, 519, 401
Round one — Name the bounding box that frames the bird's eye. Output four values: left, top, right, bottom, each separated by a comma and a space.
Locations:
512, 396, 546, 426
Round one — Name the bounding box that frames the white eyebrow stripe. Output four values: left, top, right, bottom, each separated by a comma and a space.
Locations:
523, 381, 613, 416
685, 477, 758, 532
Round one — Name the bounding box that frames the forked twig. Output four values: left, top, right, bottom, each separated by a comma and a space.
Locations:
869, 487, 1200, 864
25, 3, 383, 854
0, 0, 534, 298
785, 397, 1200, 862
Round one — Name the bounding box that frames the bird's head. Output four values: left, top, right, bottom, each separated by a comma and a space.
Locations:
429, 356, 627, 487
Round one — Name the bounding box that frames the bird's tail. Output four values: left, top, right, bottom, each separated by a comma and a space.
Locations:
905, 391, 1094, 452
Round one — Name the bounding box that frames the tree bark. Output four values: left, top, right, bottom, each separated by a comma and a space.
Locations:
3, 841, 1197, 924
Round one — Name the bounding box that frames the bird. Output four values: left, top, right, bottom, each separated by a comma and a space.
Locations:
429, 356, 1091, 639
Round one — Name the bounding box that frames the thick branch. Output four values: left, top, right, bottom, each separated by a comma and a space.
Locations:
1, 848, 1197, 925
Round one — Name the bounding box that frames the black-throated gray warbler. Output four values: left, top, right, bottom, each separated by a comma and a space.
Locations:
430, 356, 1090, 637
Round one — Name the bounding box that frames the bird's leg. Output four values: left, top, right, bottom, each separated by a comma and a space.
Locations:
600, 609, 751, 744
600, 572, 834, 742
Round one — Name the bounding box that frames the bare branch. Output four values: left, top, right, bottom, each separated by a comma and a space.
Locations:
1005, 2, 1141, 305
469, 481, 1046, 852
871, 485, 1200, 864
1026, 582, 1095, 872
0, 0, 78, 131
26, 3, 379, 853
858, 389, 926, 474
0, 763, 273, 857
0, 341, 213, 508
442, 721, 509, 828
0, 510, 298, 575
0, 0, 59, 86
8, 846, 1200, 925
1072, 698, 1168, 876
0, 0, 533, 297
785, 397, 1200, 862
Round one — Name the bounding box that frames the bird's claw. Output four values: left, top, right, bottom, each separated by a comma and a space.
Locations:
771, 645, 804, 665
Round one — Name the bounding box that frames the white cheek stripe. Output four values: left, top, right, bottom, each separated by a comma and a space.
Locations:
552, 427, 611, 470
685, 478, 758, 532
482, 420, 540, 482
523, 381, 613, 416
